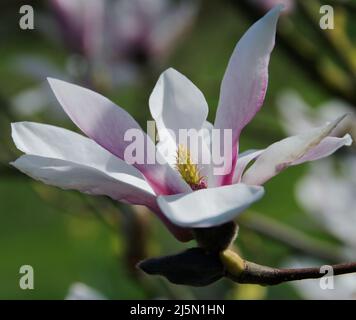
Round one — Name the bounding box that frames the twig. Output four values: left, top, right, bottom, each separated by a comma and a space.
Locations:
221, 249, 356, 285
238, 211, 344, 264
322, 0, 356, 13
119, 204, 151, 276
297, 0, 356, 79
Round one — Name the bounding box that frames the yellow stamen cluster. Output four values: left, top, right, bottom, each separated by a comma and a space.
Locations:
175, 144, 206, 190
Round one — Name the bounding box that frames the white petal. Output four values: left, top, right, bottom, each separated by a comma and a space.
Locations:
47, 78, 190, 195
214, 5, 282, 183
242, 115, 349, 185
201, 121, 213, 150
292, 134, 352, 165
11, 155, 156, 207
11, 121, 147, 183
155, 134, 177, 168
233, 149, 264, 183
149, 68, 212, 181
157, 184, 264, 228
149, 68, 208, 139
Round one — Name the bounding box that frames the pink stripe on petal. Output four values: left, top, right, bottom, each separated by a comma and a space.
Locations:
292, 134, 353, 165
214, 6, 282, 185
242, 115, 350, 185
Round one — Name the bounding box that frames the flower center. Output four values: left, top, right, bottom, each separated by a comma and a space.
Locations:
175, 144, 207, 190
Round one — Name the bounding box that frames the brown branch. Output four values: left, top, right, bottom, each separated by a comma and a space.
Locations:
221, 250, 356, 286
321, 0, 356, 13
120, 205, 151, 277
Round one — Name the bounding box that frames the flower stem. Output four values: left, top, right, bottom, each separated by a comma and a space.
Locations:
238, 211, 344, 264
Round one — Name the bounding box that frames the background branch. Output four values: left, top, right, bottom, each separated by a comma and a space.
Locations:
238, 211, 344, 264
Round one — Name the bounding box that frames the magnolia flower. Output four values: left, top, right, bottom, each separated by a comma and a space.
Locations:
10, 6, 351, 243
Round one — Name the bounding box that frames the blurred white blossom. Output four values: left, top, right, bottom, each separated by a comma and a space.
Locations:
277, 90, 356, 139
297, 159, 356, 248
65, 282, 106, 300
278, 90, 356, 299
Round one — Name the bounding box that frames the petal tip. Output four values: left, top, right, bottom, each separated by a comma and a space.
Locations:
47, 77, 63, 94
275, 3, 285, 12
165, 67, 178, 74
344, 133, 353, 146
10, 122, 16, 132
267, 4, 284, 18
47, 77, 72, 93
10, 121, 27, 150
248, 184, 265, 201
46, 76, 57, 85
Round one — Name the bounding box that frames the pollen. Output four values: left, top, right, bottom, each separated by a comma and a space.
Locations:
175, 144, 207, 190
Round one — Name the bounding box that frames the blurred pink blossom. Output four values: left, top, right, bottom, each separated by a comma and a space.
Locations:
251, 0, 295, 14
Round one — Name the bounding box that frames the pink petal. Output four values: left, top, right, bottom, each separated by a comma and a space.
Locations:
48, 78, 190, 195
214, 6, 282, 185
292, 134, 352, 165
242, 115, 350, 185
